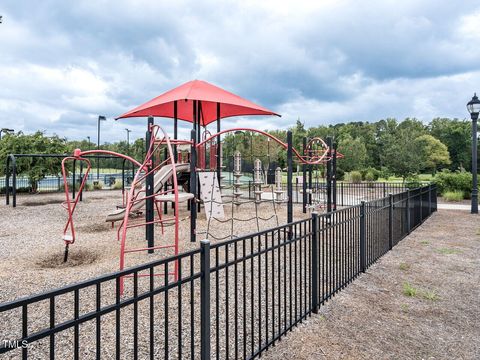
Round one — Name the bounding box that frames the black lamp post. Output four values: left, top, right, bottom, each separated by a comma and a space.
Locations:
125, 128, 132, 152
0, 128, 14, 140
86, 136, 91, 150
97, 116, 106, 179
467, 93, 479, 214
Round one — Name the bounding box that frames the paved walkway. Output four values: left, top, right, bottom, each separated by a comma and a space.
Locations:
437, 203, 471, 210
264, 209, 480, 359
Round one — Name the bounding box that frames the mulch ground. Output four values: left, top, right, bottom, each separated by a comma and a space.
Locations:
264, 209, 480, 360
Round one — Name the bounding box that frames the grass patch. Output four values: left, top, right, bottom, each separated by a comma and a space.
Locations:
421, 290, 440, 302
420, 240, 430, 245
437, 248, 462, 255
403, 282, 417, 297
399, 263, 411, 271
442, 190, 464, 202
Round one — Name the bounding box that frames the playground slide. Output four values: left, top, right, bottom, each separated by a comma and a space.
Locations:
105, 163, 191, 222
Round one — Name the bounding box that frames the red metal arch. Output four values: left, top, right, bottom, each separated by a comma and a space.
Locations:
196, 127, 330, 164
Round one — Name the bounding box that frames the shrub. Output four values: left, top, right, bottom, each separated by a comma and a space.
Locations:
378, 167, 392, 180
360, 167, 381, 181
364, 171, 375, 182
112, 180, 123, 190
336, 168, 345, 181
442, 190, 464, 202
346, 171, 362, 183
433, 169, 472, 198
93, 181, 104, 190
405, 175, 422, 189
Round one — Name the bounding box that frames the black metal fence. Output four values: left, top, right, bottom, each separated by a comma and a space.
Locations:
0, 185, 437, 359
246, 180, 428, 207
2, 154, 137, 207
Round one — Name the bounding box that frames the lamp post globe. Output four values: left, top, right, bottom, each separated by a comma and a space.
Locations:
467, 93, 479, 214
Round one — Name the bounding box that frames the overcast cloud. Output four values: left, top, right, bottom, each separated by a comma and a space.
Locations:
1, 0, 479, 143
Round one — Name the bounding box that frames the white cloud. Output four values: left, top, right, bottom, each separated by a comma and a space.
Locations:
0, 0, 479, 143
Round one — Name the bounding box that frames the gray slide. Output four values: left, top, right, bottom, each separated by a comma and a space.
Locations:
106, 163, 191, 222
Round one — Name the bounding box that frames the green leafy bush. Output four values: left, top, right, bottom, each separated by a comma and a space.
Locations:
364, 172, 375, 182
112, 180, 123, 190
360, 167, 381, 181
433, 169, 472, 198
346, 171, 362, 183
336, 168, 345, 181
405, 175, 422, 189
442, 190, 464, 202
93, 181, 104, 190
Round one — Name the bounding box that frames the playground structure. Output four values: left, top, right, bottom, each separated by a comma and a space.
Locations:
0, 80, 340, 294
0, 80, 346, 296
0, 80, 441, 360
60, 122, 337, 292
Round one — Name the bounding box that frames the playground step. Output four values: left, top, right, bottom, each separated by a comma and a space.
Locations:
155, 193, 194, 202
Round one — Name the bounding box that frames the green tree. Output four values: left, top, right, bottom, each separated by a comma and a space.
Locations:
414, 134, 451, 174
337, 134, 367, 172
380, 128, 422, 179
429, 118, 472, 171
0, 131, 67, 191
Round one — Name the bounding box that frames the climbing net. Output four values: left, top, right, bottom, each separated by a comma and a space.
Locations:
198, 151, 283, 241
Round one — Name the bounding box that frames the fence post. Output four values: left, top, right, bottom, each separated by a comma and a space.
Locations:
406, 189, 411, 234
428, 184, 432, 216
200, 239, 211, 360
6, 155, 11, 206
360, 201, 366, 272
340, 182, 344, 207
389, 194, 393, 250
311, 212, 319, 313
419, 186, 423, 221
326, 137, 332, 214
287, 131, 293, 224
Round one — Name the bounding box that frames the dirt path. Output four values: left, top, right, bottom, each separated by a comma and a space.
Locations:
264, 210, 480, 360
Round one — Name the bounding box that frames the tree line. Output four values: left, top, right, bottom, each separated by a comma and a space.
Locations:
0, 117, 477, 190
221, 117, 476, 180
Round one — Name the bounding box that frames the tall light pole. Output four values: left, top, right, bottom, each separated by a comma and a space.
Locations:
467, 93, 479, 214
125, 128, 132, 153
0, 128, 14, 140
97, 116, 106, 179
86, 136, 91, 150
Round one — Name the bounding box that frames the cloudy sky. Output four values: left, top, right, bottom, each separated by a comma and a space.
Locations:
1, 0, 480, 143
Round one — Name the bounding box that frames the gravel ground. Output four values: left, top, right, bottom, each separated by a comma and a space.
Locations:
0, 190, 308, 302
263, 209, 480, 360
0, 190, 310, 359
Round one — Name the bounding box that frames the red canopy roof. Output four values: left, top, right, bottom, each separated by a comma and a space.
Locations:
116, 80, 280, 125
